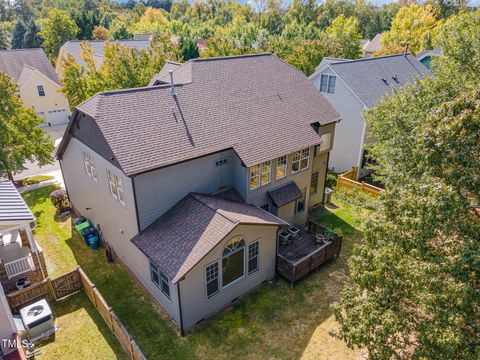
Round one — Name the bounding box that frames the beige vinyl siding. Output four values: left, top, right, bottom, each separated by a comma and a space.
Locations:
179, 224, 278, 330
311, 67, 366, 173
134, 149, 244, 230
19, 71, 70, 126
246, 146, 315, 226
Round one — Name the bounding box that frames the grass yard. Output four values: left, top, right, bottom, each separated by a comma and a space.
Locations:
23, 185, 368, 360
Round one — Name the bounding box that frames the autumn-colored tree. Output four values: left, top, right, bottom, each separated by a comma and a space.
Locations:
92, 25, 110, 40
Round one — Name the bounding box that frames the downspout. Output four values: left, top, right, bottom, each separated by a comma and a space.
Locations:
322, 152, 330, 204
131, 176, 141, 234
177, 280, 185, 336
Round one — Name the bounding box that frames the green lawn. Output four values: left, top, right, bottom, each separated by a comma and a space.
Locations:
23, 185, 367, 360
18, 175, 55, 186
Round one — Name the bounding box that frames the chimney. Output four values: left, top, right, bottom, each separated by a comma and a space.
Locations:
169, 70, 176, 96
404, 43, 409, 57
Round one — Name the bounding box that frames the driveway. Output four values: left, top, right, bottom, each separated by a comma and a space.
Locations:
17, 124, 67, 185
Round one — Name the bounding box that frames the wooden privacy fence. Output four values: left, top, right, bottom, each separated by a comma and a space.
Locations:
7, 267, 147, 360
336, 167, 383, 197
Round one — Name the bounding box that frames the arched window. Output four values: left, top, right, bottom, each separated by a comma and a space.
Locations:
222, 236, 245, 287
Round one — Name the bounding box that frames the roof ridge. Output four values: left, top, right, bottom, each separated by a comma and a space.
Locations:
190, 193, 239, 225
331, 53, 413, 65
0, 48, 43, 53
192, 53, 272, 62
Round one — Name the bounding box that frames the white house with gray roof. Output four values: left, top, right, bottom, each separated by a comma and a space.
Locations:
57, 53, 340, 332
309, 53, 429, 175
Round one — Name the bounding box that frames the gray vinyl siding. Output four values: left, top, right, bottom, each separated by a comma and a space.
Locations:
232, 152, 248, 200
311, 67, 366, 173
179, 224, 278, 330
134, 149, 245, 230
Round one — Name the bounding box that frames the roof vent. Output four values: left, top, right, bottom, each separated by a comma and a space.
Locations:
169, 70, 176, 96
392, 75, 399, 83
381, 78, 388, 85
404, 43, 409, 57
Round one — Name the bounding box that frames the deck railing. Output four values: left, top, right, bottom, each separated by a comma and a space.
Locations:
4, 253, 35, 279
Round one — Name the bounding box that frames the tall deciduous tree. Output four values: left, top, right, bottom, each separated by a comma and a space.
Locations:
92, 25, 110, 40
333, 10, 480, 359
326, 14, 362, 59
40, 9, 79, 61
0, 72, 54, 181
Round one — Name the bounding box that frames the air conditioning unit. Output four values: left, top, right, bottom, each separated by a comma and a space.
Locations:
19, 299, 56, 342
279, 230, 291, 244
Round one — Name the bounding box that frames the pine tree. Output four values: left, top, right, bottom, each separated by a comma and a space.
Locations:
11, 20, 26, 49
23, 19, 42, 48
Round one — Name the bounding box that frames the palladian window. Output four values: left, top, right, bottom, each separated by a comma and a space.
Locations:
222, 237, 245, 287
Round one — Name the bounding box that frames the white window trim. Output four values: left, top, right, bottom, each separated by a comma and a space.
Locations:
221, 239, 246, 290
291, 148, 310, 174
82, 150, 97, 181
36, 84, 46, 97
247, 240, 260, 274
249, 161, 272, 191
205, 261, 220, 299
107, 169, 126, 207
276, 156, 288, 180
150, 262, 171, 301
319, 75, 336, 94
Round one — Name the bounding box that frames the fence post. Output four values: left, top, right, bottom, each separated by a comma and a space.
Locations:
47, 278, 57, 302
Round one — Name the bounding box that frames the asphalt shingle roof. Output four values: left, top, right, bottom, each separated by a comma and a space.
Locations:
131, 193, 286, 282
327, 54, 429, 107
148, 60, 182, 86
71, 53, 340, 176
0, 48, 59, 85
0, 181, 35, 222
268, 182, 302, 207
363, 33, 382, 54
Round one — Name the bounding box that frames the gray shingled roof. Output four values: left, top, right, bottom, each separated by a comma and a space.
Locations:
67, 53, 339, 176
59, 40, 151, 68
0, 48, 59, 85
416, 47, 443, 60
0, 181, 35, 222
327, 54, 429, 107
363, 33, 382, 54
131, 193, 286, 282
148, 60, 182, 86
268, 182, 302, 207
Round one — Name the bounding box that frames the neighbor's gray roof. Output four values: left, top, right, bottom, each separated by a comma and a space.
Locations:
0, 48, 59, 85
363, 33, 382, 53
416, 47, 443, 60
132, 193, 286, 282
0, 181, 35, 222
59, 40, 151, 67
148, 60, 182, 86
66, 53, 340, 176
268, 182, 302, 207
327, 54, 429, 107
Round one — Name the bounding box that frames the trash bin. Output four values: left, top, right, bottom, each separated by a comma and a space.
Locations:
324, 187, 333, 204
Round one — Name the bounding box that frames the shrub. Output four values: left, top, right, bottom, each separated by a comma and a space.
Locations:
326, 171, 338, 189
50, 189, 70, 212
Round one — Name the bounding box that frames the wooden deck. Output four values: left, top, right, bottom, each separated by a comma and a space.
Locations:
277, 219, 342, 285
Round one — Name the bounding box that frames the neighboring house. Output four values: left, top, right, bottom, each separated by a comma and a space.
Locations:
57, 53, 339, 333
0, 284, 18, 358
0, 48, 71, 127
416, 47, 443, 69
309, 53, 428, 175
56, 36, 207, 80
0, 181, 48, 294
363, 33, 382, 57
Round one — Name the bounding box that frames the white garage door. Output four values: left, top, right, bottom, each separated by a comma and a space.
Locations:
46, 108, 69, 126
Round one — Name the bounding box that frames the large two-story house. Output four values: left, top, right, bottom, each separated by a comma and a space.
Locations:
0, 48, 71, 127
309, 53, 428, 176
57, 53, 340, 333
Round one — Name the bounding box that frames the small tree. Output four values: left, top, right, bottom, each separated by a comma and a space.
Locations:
0, 72, 54, 181
50, 189, 70, 212
179, 36, 199, 61
92, 25, 110, 40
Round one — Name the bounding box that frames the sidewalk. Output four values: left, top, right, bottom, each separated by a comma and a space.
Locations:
18, 169, 64, 193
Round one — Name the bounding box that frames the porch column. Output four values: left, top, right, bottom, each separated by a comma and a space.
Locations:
25, 226, 40, 252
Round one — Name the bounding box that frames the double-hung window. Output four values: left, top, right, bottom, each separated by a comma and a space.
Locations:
249, 161, 271, 190
320, 75, 336, 94
291, 148, 310, 174
82, 150, 97, 181
150, 262, 170, 299
276, 156, 287, 180
206, 262, 219, 298
248, 241, 259, 274
37, 85, 46, 96
310, 172, 319, 195
107, 169, 126, 205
